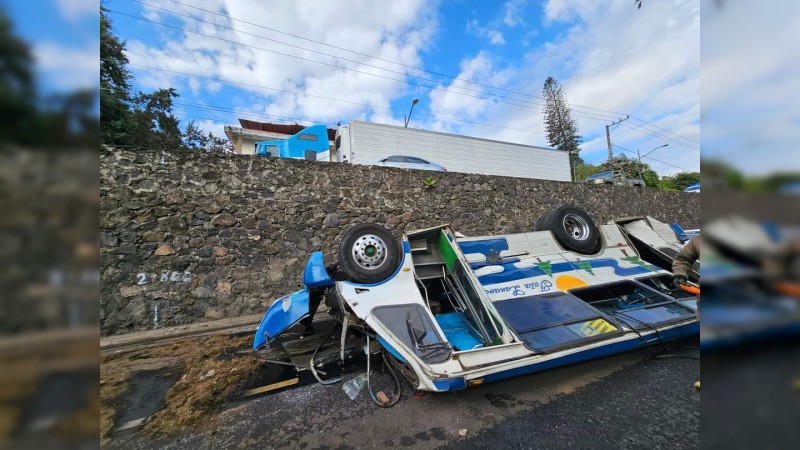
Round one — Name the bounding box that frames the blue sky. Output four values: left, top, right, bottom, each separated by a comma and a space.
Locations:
15, 0, 709, 175
6, 0, 98, 95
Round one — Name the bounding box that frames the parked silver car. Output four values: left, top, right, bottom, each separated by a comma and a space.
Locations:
374, 155, 447, 172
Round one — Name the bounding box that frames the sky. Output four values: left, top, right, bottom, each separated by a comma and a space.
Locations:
6, 0, 99, 94
13, 0, 709, 175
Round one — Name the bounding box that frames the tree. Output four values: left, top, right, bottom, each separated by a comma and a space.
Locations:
129, 88, 183, 150
641, 169, 660, 189
99, 7, 231, 152
184, 120, 235, 153
660, 171, 701, 191
603, 155, 664, 188
575, 161, 604, 181
100, 7, 134, 146
542, 76, 582, 178
604, 154, 647, 177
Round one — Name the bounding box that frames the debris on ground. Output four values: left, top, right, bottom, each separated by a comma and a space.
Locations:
342, 374, 368, 400
198, 369, 216, 381
100, 333, 261, 441
458, 429, 468, 436
142, 335, 260, 435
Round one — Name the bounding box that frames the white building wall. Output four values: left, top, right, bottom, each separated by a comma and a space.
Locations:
348, 121, 571, 182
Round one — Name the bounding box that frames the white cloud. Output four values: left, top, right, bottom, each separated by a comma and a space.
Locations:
429, 52, 498, 124
426, 0, 700, 176
33, 41, 99, 91
466, 20, 506, 45
503, 0, 528, 27
126, 0, 437, 125
123, 0, 700, 176
189, 118, 226, 138
701, 0, 800, 175
543, 0, 607, 24
56, 0, 98, 22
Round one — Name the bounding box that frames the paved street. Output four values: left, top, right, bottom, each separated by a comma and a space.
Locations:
111, 338, 699, 450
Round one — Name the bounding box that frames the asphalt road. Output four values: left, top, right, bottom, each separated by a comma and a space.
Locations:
111, 337, 699, 450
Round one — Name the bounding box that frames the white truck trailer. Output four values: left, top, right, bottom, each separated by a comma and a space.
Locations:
334, 120, 572, 182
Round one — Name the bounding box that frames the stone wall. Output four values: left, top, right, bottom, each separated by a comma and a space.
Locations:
100, 149, 699, 336
1, 148, 98, 335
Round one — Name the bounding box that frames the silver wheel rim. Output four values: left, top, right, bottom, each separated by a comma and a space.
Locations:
351, 234, 388, 270
563, 213, 591, 241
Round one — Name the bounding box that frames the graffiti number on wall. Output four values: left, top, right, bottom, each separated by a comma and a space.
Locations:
136, 270, 192, 285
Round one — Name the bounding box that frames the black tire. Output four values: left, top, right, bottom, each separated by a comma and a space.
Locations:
534, 208, 554, 232
338, 223, 402, 284
535, 205, 601, 254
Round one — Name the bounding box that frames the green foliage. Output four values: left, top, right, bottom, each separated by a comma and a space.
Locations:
100, 6, 134, 146
128, 88, 183, 150
542, 76, 582, 168
576, 154, 696, 191
642, 169, 660, 188
99, 8, 227, 151
604, 154, 648, 178
575, 162, 605, 181
660, 171, 700, 191
184, 120, 234, 153
422, 177, 438, 189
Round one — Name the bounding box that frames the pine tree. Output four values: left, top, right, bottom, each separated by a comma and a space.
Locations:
542, 76, 582, 179
100, 7, 134, 146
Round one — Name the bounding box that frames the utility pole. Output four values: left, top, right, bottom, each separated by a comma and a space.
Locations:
636, 149, 644, 184
605, 115, 630, 161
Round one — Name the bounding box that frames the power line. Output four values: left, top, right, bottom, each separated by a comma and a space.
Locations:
630, 117, 700, 145
176, 102, 334, 126
109, 93, 690, 167
613, 144, 694, 172
107, 8, 622, 124
153, 0, 701, 146
110, 6, 701, 149
151, 0, 630, 119
181, 100, 551, 137
618, 122, 700, 151
106, 60, 549, 136
131, 0, 545, 109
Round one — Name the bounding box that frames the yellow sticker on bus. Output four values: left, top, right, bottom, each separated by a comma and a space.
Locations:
578, 319, 618, 337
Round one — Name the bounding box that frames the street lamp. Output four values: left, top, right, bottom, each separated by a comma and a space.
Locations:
637, 144, 668, 186
404, 98, 419, 128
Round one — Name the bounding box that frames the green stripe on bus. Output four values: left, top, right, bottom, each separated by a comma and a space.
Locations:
438, 230, 457, 273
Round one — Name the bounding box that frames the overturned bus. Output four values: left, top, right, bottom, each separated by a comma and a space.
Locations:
252, 205, 699, 394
